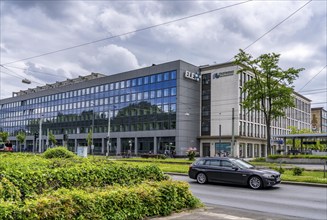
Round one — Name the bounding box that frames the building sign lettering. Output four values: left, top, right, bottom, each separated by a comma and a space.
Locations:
184, 71, 201, 81
213, 71, 234, 79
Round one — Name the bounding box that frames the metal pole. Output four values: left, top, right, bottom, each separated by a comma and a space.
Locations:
39, 117, 42, 153
106, 108, 111, 156
231, 108, 235, 157
91, 107, 94, 155
219, 124, 222, 156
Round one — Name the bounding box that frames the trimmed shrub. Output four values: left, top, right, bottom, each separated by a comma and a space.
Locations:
0, 177, 21, 202
1, 163, 167, 201
43, 147, 76, 159
0, 181, 202, 220
292, 167, 304, 176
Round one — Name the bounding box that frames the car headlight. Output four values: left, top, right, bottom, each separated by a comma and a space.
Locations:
263, 174, 275, 179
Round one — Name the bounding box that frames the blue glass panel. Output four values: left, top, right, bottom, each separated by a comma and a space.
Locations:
138, 78, 143, 86
171, 71, 177, 79
144, 76, 149, 84
164, 72, 169, 81
157, 74, 162, 82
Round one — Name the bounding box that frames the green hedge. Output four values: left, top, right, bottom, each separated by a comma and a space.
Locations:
0, 163, 167, 201
268, 154, 327, 159
0, 181, 202, 220
42, 147, 77, 159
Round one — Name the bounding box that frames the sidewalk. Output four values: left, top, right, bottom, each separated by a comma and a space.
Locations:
151, 205, 302, 220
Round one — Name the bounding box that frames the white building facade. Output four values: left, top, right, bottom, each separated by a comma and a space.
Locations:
199, 62, 311, 158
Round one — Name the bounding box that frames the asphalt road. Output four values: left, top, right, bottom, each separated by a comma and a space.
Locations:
171, 175, 327, 220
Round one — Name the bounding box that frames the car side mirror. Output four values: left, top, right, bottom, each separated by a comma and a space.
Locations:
232, 165, 239, 170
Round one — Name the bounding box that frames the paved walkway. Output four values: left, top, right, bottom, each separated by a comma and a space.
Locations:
151, 205, 302, 220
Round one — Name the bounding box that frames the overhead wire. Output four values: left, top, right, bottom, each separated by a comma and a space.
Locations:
297, 65, 327, 92
1, 0, 252, 66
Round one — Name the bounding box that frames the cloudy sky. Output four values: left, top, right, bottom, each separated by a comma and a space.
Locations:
0, 0, 326, 108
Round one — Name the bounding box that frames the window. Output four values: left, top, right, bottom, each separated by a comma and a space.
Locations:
115, 82, 120, 90
164, 72, 169, 80
171, 71, 176, 79
144, 76, 149, 84
126, 80, 131, 87
221, 160, 232, 167
171, 88, 176, 96
132, 79, 137, 87
150, 91, 156, 99
126, 94, 130, 102
138, 78, 143, 86
137, 92, 142, 100
120, 81, 125, 89
151, 75, 156, 83
206, 160, 220, 166
157, 74, 162, 82
143, 91, 149, 99
157, 90, 162, 98
163, 89, 169, 97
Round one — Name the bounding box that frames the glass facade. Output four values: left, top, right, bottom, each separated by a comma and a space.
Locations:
0, 70, 177, 138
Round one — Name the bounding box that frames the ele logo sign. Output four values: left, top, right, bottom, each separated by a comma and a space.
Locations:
184, 71, 201, 81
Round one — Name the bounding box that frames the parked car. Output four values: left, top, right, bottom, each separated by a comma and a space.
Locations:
188, 157, 281, 189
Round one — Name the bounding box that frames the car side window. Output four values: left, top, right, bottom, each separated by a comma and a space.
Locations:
206, 160, 220, 166
195, 159, 205, 165
221, 160, 233, 168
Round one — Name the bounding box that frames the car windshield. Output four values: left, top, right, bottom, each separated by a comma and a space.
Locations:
230, 158, 255, 169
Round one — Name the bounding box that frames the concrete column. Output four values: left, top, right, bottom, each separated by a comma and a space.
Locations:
117, 138, 121, 155
154, 137, 157, 154
74, 139, 78, 153
101, 138, 105, 154
234, 142, 240, 158
258, 144, 262, 157
211, 142, 215, 157
244, 143, 248, 158
134, 137, 138, 155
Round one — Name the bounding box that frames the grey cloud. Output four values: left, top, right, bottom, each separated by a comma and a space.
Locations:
3, 0, 75, 20
24, 62, 68, 83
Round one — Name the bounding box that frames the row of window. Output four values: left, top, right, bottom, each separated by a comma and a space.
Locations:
0, 71, 177, 109
0, 88, 177, 119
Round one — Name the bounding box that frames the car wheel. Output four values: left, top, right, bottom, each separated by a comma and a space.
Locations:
248, 176, 262, 189
196, 172, 207, 184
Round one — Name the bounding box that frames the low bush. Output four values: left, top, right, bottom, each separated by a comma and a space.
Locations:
270, 166, 285, 174
251, 157, 266, 162
43, 146, 76, 159
292, 167, 304, 176
140, 154, 167, 159
1, 163, 167, 201
0, 181, 202, 220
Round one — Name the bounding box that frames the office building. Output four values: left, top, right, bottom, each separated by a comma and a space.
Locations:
0, 60, 200, 155
311, 107, 327, 133
199, 62, 311, 157
0, 60, 312, 157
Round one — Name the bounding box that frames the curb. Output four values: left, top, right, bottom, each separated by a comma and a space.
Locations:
165, 172, 327, 187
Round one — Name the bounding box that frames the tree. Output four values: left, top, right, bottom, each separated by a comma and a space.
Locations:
0, 131, 9, 143
16, 132, 26, 152
234, 49, 304, 155
48, 131, 57, 147
87, 129, 93, 147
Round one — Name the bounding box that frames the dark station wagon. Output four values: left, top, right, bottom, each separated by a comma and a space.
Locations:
188, 157, 281, 189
